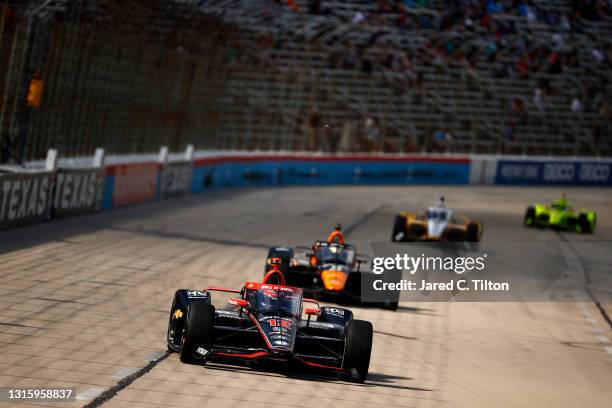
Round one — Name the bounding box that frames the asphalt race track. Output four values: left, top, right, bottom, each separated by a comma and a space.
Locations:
1, 186, 611, 408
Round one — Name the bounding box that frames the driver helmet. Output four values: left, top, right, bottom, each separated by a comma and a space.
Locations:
326, 223, 345, 244
269, 257, 282, 270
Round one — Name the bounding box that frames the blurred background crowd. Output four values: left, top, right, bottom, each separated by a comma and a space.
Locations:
0, 0, 610, 163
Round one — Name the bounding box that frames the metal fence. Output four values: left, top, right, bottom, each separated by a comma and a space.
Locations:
4, 1, 609, 164
0, 0, 236, 164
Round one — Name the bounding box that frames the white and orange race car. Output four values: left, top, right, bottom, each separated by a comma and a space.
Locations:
392, 198, 483, 242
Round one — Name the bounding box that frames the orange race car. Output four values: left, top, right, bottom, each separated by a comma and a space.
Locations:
265, 224, 399, 310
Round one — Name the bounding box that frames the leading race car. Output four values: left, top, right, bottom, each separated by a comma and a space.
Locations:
166, 261, 374, 383
523, 193, 596, 233
392, 197, 483, 242
265, 224, 399, 310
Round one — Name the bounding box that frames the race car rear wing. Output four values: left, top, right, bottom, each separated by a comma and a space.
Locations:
203, 286, 241, 294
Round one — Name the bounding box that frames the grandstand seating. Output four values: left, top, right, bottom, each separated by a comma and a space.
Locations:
1, 0, 609, 160
199, 0, 612, 156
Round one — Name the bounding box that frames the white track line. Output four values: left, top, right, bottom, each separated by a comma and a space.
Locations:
112, 367, 139, 380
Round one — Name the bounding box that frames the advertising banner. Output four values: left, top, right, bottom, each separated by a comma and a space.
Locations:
52, 168, 105, 217
0, 171, 53, 230
191, 155, 470, 192
110, 163, 159, 208
160, 161, 192, 198
495, 160, 612, 186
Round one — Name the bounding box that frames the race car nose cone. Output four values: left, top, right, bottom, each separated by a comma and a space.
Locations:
321, 270, 348, 291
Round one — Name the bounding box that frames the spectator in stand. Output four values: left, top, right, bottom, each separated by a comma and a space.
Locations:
308, 0, 326, 15
353, 11, 366, 24
401, 52, 416, 84
558, 14, 571, 31
419, 14, 433, 29
566, 47, 580, 68
404, 134, 419, 152
306, 106, 321, 151
396, 12, 411, 28
484, 41, 498, 62
504, 99, 526, 144
523, 2, 537, 24
504, 124, 515, 143
444, 129, 454, 152
377, 0, 392, 13
510, 98, 528, 126
552, 33, 565, 51
517, 53, 530, 77
533, 86, 544, 112
571, 97, 583, 114
343, 43, 359, 70
324, 123, 340, 153
464, 13, 475, 30
548, 50, 563, 73
544, 10, 560, 26
576, 0, 602, 21
498, 62, 515, 78
432, 128, 453, 152
592, 47, 606, 64
518, 0, 529, 17
360, 117, 381, 151
386, 49, 403, 71
285, 0, 299, 11
481, 13, 491, 30
486, 0, 503, 14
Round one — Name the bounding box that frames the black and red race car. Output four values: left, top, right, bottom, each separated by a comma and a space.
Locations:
265, 224, 399, 310
166, 263, 374, 383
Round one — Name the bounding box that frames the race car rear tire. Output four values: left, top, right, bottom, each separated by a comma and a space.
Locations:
392, 215, 407, 242
579, 213, 594, 234
466, 223, 481, 242
380, 300, 399, 311
342, 320, 373, 383
524, 207, 536, 227
180, 302, 215, 364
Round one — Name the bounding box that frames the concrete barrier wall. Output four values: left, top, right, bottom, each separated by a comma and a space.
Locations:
3, 150, 611, 231
469, 156, 612, 186
494, 159, 612, 186
104, 163, 159, 210
53, 167, 105, 217
191, 154, 471, 192
0, 171, 54, 230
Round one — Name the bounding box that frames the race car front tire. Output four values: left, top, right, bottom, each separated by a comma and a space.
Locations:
167, 297, 182, 352
180, 302, 215, 364
341, 320, 373, 383
579, 213, 595, 234
392, 215, 407, 242
524, 207, 536, 227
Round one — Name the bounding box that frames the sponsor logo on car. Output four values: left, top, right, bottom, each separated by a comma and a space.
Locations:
187, 290, 209, 298
324, 307, 345, 316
